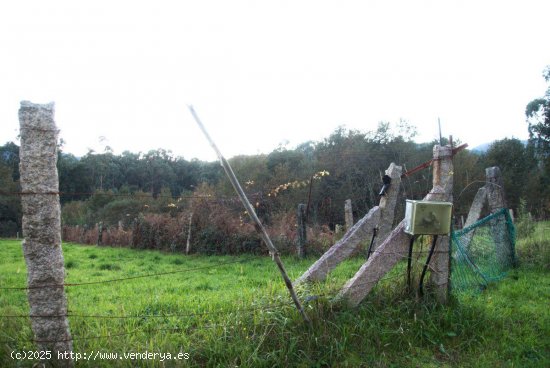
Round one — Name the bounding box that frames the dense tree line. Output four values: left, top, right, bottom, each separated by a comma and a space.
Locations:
1, 118, 549, 240
0, 142, 21, 236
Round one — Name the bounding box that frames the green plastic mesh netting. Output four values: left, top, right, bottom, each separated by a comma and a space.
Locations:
451, 208, 517, 294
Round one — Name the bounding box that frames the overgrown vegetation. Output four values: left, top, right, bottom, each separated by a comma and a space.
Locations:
1, 221, 549, 367
516, 219, 550, 270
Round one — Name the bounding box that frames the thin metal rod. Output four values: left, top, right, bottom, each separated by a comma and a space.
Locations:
188, 105, 311, 325
438, 118, 442, 146
305, 174, 314, 223
366, 228, 378, 260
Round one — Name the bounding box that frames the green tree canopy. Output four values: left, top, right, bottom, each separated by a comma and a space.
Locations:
526, 66, 550, 159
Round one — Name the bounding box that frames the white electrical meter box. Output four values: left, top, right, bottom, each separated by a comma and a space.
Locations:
404, 200, 453, 235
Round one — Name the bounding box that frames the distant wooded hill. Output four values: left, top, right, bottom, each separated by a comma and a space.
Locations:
472, 140, 527, 153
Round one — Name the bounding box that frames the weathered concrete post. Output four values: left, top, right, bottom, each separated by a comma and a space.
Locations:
425, 145, 453, 304
19, 101, 73, 366
344, 199, 353, 231
485, 166, 513, 267
485, 167, 506, 212
297, 204, 307, 258
96, 221, 103, 246
335, 219, 409, 306
337, 145, 453, 306
463, 167, 508, 251
374, 163, 402, 249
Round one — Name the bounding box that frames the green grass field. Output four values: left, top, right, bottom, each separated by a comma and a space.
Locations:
1, 222, 549, 367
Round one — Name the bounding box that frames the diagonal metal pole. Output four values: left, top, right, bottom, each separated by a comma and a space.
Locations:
188, 105, 311, 325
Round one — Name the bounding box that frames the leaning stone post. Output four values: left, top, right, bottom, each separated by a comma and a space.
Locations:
335, 220, 409, 306
19, 101, 73, 366
461, 186, 487, 250
485, 167, 506, 212
296, 207, 380, 283
464, 187, 487, 230
374, 163, 402, 249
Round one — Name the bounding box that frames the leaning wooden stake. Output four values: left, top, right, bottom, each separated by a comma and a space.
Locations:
19, 101, 73, 367
297, 204, 307, 258
188, 105, 310, 324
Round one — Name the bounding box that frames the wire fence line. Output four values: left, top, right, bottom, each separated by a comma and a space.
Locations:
0, 189, 262, 201
0, 257, 256, 291
0, 189, 434, 203
0, 268, 410, 318
0, 247, 447, 292
0, 301, 293, 320
0, 268, 413, 345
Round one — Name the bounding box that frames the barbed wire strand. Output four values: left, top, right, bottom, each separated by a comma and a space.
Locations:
0, 257, 256, 290
0, 260, 441, 321
0, 246, 450, 292
0, 189, 261, 200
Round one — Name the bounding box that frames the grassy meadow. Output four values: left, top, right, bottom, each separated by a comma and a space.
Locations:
0, 222, 549, 367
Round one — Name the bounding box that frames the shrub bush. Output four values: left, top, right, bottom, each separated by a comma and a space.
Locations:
60, 182, 342, 256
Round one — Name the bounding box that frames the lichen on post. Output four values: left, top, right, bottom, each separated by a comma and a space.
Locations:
19, 101, 73, 366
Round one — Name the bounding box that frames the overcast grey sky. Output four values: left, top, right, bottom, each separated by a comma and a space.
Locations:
1, 0, 549, 161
